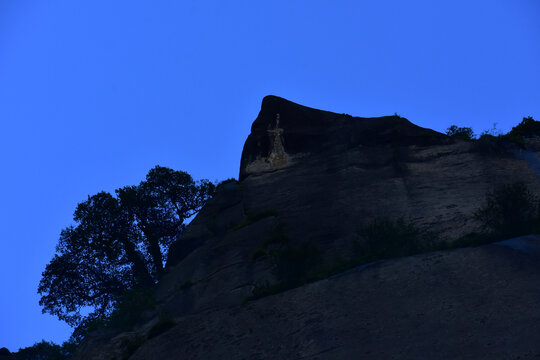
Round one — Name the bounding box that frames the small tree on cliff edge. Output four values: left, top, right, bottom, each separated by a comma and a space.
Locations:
446, 125, 474, 140
38, 166, 214, 328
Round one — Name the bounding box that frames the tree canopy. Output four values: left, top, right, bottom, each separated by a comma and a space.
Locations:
509, 116, 540, 137
446, 125, 474, 140
14, 340, 76, 360
38, 166, 214, 328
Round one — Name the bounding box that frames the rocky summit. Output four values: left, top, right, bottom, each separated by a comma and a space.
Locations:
74, 96, 540, 359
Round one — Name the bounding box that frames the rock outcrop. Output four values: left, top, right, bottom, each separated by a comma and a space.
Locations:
73, 96, 540, 359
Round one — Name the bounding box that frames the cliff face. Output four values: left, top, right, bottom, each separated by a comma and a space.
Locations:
133, 237, 540, 360
74, 96, 540, 359
239, 96, 539, 249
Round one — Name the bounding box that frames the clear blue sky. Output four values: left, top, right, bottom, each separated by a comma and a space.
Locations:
1, 0, 539, 352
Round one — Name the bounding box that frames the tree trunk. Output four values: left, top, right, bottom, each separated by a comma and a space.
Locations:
148, 237, 164, 279
120, 237, 154, 286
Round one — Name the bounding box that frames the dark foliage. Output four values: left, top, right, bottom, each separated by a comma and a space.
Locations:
246, 182, 540, 303
70, 288, 155, 343
14, 340, 75, 360
474, 182, 539, 238
38, 166, 214, 329
246, 219, 435, 302
468, 118, 540, 155
216, 178, 239, 188
355, 218, 435, 261
105, 288, 156, 332
255, 223, 323, 286
472, 133, 525, 155
269, 242, 323, 286
446, 125, 474, 140
250, 223, 289, 260
245, 225, 323, 302
509, 116, 540, 138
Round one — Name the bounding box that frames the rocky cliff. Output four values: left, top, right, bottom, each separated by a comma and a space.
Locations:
74, 96, 540, 359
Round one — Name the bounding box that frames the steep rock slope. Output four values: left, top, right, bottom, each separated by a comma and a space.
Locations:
132, 236, 540, 360
74, 96, 540, 359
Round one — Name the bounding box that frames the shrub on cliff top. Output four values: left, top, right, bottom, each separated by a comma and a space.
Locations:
472, 133, 525, 154
509, 116, 540, 138
446, 125, 474, 140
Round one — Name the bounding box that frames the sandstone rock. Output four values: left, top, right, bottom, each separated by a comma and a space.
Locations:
240, 95, 449, 180
130, 236, 540, 360
73, 96, 540, 360
238, 96, 540, 252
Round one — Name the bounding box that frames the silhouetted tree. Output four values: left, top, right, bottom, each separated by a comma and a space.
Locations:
474, 182, 538, 238
509, 116, 540, 137
446, 125, 474, 140
38, 166, 214, 328
14, 340, 74, 360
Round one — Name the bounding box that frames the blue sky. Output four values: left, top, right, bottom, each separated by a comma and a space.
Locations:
1, 0, 539, 352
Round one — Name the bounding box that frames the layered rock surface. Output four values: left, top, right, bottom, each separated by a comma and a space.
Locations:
74, 96, 540, 359
133, 236, 540, 360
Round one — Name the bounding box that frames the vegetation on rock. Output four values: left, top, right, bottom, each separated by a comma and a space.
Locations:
474, 182, 539, 238
354, 218, 437, 260
246, 224, 323, 301
472, 132, 525, 154
247, 180, 540, 302
38, 166, 214, 343
447, 116, 539, 154
246, 218, 434, 302
446, 125, 475, 140
508, 116, 540, 138
12, 340, 76, 360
